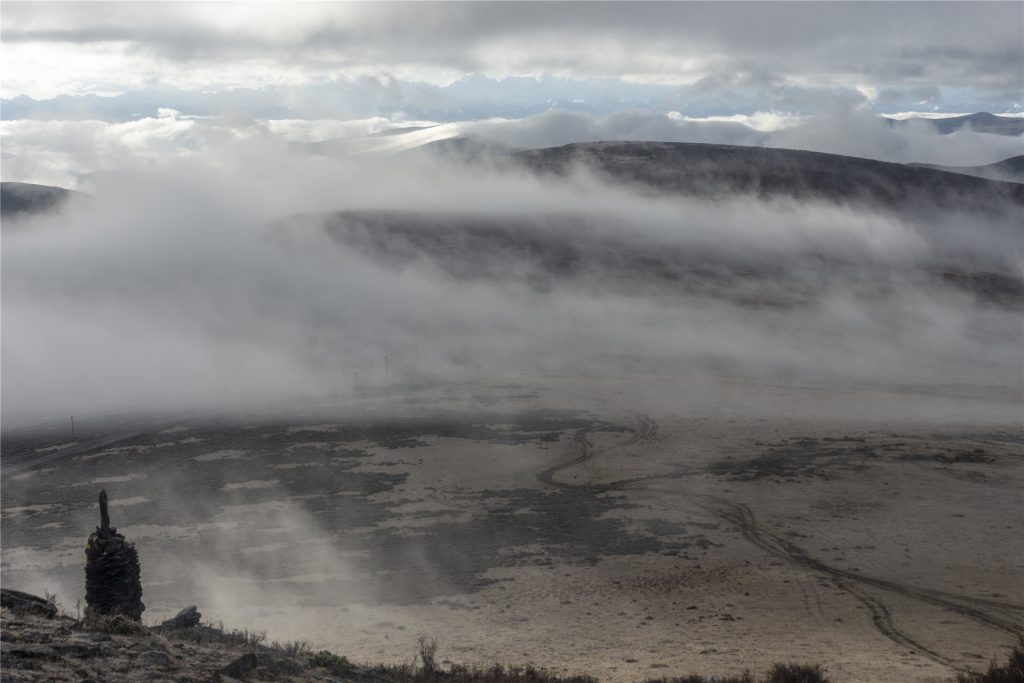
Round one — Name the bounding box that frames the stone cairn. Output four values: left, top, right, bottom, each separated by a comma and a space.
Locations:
84, 490, 144, 620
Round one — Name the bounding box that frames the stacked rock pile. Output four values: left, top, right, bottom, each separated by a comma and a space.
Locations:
84, 490, 145, 620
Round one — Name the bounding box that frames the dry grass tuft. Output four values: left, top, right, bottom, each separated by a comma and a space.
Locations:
81, 613, 147, 636
955, 639, 1024, 683
646, 662, 828, 683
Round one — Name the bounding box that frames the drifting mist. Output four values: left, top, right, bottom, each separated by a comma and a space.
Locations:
2, 119, 1021, 427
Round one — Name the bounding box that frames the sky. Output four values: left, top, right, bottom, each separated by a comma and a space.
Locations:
2, 1, 1022, 120
2, 0, 1023, 183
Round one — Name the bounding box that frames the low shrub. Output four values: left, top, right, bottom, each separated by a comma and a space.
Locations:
954, 639, 1024, 683
309, 649, 352, 674
646, 662, 827, 683
763, 663, 829, 683
373, 661, 598, 683
81, 613, 147, 636
646, 673, 754, 683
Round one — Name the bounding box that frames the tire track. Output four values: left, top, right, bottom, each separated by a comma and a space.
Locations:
706, 500, 1024, 653
840, 581, 959, 668
706, 501, 961, 667
536, 426, 600, 490
534, 417, 1020, 667
535, 415, 656, 490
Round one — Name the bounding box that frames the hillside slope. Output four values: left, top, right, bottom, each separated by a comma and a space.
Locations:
2, 593, 1017, 683
911, 155, 1024, 184
511, 142, 1024, 212
1, 182, 81, 220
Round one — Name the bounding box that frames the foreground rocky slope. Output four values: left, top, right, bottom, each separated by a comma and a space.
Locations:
3, 594, 1021, 683
1, 598, 386, 683
1, 589, 380, 682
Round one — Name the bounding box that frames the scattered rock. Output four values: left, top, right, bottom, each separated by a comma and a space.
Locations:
0, 589, 58, 618
3, 643, 60, 659
53, 641, 107, 658
161, 605, 201, 628
216, 652, 259, 679
137, 649, 178, 669
262, 653, 305, 676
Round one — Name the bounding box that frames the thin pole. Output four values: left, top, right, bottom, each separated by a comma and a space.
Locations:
70, 416, 76, 439
99, 489, 110, 534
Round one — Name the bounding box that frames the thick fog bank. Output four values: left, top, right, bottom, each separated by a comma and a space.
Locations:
2, 140, 1022, 428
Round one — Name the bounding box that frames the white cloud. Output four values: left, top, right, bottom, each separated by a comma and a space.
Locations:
855, 85, 878, 101
2, 2, 1020, 113
666, 111, 807, 132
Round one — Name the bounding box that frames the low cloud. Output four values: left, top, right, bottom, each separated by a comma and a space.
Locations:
2, 126, 1020, 427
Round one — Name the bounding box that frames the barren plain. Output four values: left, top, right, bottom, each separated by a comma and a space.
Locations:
2, 371, 1021, 682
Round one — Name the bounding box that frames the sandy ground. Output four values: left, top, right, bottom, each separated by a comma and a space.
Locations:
2, 371, 1022, 682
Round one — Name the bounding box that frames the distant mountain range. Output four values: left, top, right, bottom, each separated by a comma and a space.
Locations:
885, 112, 1024, 136
297, 112, 1023, 161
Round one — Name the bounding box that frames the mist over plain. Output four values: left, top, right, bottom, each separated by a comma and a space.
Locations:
2, 112, 1021, 428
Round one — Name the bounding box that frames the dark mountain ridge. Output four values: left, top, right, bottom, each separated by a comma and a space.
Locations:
511, 142, 1024, 214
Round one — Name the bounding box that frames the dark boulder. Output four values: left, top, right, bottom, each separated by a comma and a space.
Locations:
0, 589, 58, 618
216, 652, 259, 679
161, 605, 201, 628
